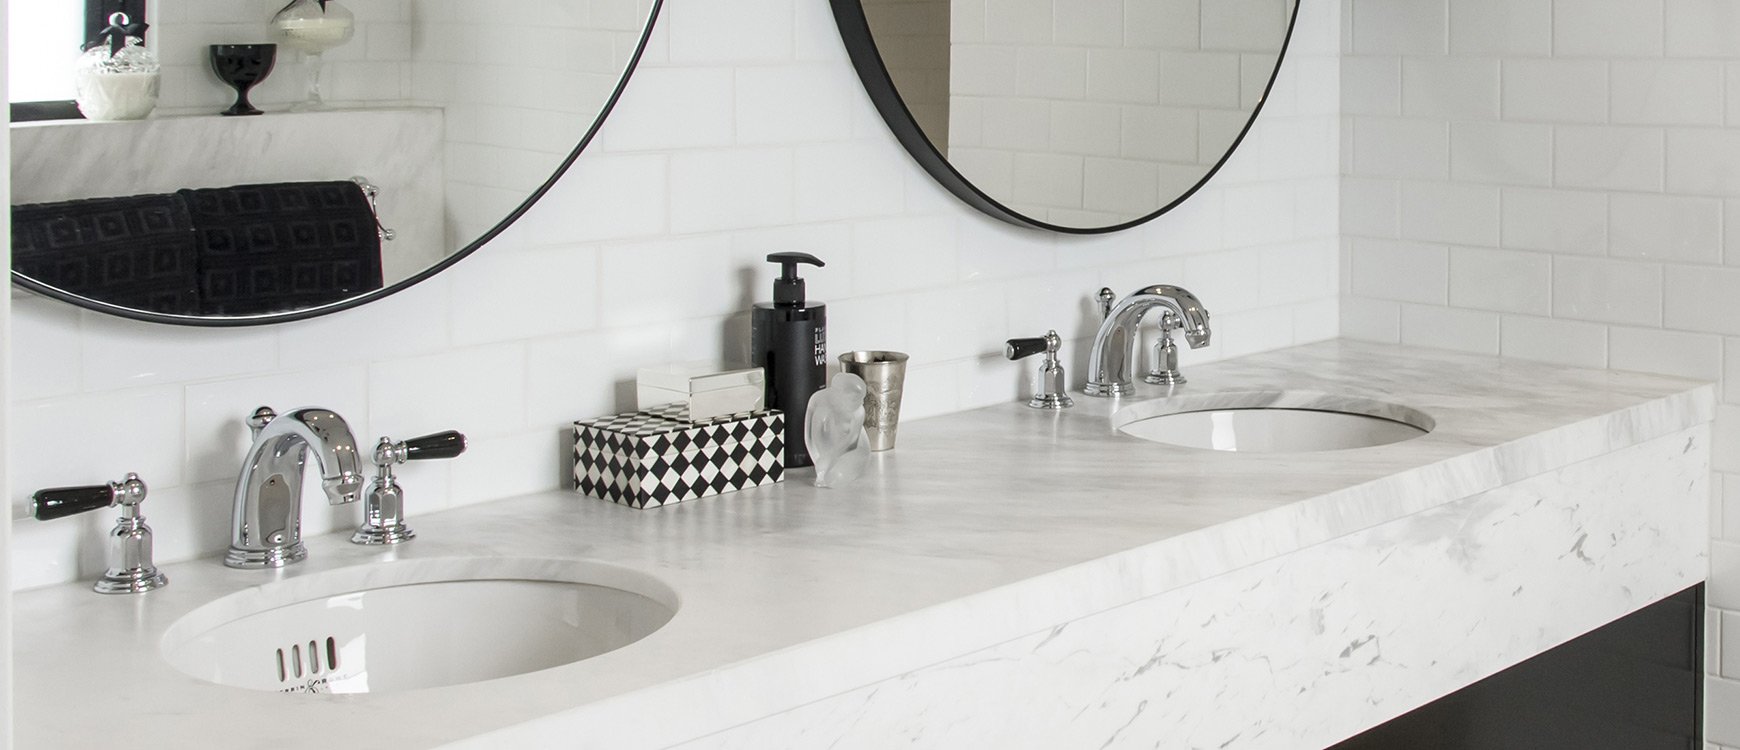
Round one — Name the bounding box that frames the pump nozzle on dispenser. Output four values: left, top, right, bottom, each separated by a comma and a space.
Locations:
767, 252, 825, 307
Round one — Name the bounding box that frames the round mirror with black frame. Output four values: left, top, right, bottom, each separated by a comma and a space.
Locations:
9, 0, 664, 326
831, 0, 1299, 234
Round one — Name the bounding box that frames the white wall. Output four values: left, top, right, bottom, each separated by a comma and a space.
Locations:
1335, 0, 1737, 744
6, 0, 1341, 591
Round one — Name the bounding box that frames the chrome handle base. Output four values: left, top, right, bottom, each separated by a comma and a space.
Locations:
32, 473, 168, 594
351, 430, 466, 545
1143, 312, 1188, 387
353, 437, 416, 545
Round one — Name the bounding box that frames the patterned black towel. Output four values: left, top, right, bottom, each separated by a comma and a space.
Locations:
11, 193, 201, 315
181, 181, 384, 316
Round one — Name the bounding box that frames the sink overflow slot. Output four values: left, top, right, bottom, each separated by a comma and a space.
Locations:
276, 637, 339, 683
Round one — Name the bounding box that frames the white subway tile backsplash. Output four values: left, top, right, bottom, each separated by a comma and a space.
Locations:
1222, 183, 1299, 248
1399, 304, 1499, 354
902, 284, 1008, 363
1552, 257, 1663, 326
1609, 194, 1724, 264
1725, 468, 1740, 535
1349, 238, 1449, 304
1610, 61, 1725, 126
449, 430, 569, 509
1553, 125, 1665, 192
1448, 0, 1551, 56
1552, 0, 1664, 58
1399, 181, 1500, 246
1341, 56, 1402, 117
1666, 129, 1740, 195
1341, 177, 1401, 238
1716, 541, 1740, 609
1350, 0, 1446, 55
600, 235, 736, 327
1725, 612, 1740, 679
11, 298, 82, 401
1352, 117, 1450, 179
1666, 266, 1740, 335
667, 0, 795, 63
670, 149, 796, 233
1402, 57, 1500, 120
736, 66, 858, 145
794, 142, 911, 222
1726, 200, 1740, 265
77, 315, 280, 393
1499, 188, 1607, 255
1711, 677, 1740, 746
1450, 121, 1553, 186
851, 216, 961, 295
1499, 315, 1609, 368
1666, 0, 1740, 58
368, 344, 528, 441
1609, 327, 1724, 381
1053, 0, 1122, 46
1340, 296, 1402, 343
452, 244, 601, 345
1501, 60, 1607, 124
1259, 240, 1336, 306
1448, 247, 1550, 315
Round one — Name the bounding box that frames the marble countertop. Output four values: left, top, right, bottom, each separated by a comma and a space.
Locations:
11, 341, 1713, 749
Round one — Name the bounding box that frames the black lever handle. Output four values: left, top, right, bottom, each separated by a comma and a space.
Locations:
1005, 337, 1048, 361
403, 430, 466, 461
31, 484, 115, 521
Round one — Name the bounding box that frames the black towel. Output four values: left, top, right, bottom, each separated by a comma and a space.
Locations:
11, 193, 201, 315
181, 181, 384, 316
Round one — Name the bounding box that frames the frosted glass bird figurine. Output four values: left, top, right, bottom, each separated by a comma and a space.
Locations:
805, 372, 871, 488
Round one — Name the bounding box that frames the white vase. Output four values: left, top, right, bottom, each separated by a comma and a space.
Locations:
75, 69, 161, 121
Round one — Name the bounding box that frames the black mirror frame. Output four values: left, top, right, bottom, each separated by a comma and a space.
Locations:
10, 0, 664, 327
829, 0, 1301, 235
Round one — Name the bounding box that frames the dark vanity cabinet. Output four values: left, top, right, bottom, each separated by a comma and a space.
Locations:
1334, 585, 1705, 750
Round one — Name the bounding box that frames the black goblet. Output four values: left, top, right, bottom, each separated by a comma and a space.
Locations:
210, 44, 277, 116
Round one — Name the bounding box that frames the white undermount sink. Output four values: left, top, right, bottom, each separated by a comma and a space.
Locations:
1114, 391, 1434, 453
160, 558, 677, 695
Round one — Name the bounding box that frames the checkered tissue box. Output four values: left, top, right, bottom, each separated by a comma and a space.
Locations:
573, 404, 785, 508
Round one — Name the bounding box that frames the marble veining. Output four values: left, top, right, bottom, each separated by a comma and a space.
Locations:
8, 341, 1713, 749
673, 427, 1707, 749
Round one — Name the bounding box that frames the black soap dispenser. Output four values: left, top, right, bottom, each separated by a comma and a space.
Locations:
751, 252, 827, 468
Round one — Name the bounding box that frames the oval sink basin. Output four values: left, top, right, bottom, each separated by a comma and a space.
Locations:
1114, 391, 1433, 453
161, 558, 677, 695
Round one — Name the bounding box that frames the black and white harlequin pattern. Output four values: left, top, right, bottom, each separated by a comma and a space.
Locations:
573, 407, 784, 508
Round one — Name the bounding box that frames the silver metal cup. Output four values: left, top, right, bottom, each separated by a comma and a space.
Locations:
838, 351, 909, 451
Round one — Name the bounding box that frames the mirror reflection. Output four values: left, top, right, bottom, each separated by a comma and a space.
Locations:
9, 0, 657, 322
852, 0, 1297, 231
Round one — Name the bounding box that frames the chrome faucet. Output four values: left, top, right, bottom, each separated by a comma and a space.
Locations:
226, 406, 365, 569
1085, 285, 1211, 397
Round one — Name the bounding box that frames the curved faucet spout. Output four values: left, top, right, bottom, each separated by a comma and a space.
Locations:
226, 407, 363, 569
1085, 285, 1212, 397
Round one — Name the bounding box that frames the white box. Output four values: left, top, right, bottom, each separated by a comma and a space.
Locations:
635, 362, 765, 422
